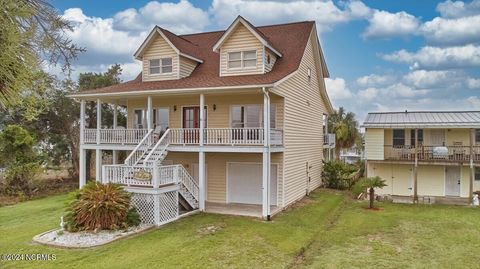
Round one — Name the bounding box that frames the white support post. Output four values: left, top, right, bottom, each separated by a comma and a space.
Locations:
96, 99, 101, 144
199, 151, 205, 211
79, 147, 86, 188
199, 93, 206, 211
199, 94, 205, 146
153, 165, 160, 188
79, 100, 86, 188
154, 196, 161, 226
80, 100, 85, 145
262, 88, 271, 220
147, 96, 153, 130
112, 102, 118, 164
101, 166, 106, 184
96, 149, 102, 182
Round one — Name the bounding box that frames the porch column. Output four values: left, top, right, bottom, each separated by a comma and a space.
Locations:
262, 88, 271, 220
198, 93, 206, 211
470, 129, 474, 202
147, 96, 153, 130
112, 102, 118, 164
96, 149, 102, 182
96, 99, 101, 144
79, 148, 86, 188
413, 129, 418, 203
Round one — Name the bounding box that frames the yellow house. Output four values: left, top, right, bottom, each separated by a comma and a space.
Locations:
70, 16, 334, 224
363, 111, 480, 203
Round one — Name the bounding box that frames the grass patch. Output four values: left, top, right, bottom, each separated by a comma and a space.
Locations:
2, 189, 480, 268
0, 189, 343, 269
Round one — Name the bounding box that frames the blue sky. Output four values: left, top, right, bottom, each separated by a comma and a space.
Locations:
50, 0, 480, 121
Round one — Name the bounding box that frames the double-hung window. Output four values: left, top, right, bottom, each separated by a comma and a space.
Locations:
230, 105, 276, 128
228, 50, 257, 69
149, 58, 172, 74
392, 129, 405, 147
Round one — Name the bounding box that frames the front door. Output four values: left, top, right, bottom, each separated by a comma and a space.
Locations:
445, 166, 461, 196
182, 107, 201, 143
430, 130, 445, 146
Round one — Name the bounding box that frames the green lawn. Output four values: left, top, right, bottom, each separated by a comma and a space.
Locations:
1, 190, 480, 269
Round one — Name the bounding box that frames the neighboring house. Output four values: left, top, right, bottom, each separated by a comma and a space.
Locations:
70, 16, 334, 224
363, 111, 480, 203
340, 146, 363, 164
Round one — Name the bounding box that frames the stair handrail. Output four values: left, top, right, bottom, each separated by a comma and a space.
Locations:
124, 129, 154, 166
178, 165, 199, 202
143, 129, 171, 167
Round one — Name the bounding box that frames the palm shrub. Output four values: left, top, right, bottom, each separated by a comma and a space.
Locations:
357, 176, 387, 209
321, 160, 357, 190
65, 182, 140, 231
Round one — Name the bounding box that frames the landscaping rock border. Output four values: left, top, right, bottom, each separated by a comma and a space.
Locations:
33, 225, 153, 248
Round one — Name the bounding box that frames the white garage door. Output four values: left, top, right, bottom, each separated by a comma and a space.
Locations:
227, 163, 277, 205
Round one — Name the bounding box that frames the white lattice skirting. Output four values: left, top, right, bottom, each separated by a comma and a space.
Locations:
127, 186, 179, 226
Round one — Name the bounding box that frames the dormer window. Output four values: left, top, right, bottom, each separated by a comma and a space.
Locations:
228, 50, 257, 69
149, 58, 173, 75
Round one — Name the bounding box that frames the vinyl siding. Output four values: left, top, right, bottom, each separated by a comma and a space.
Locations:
142, 34, 179, 81
365, 128, 385, 160
164, 152, 284, 205
264, 49, 277, 73
219, 24, 264, 77
126, 94, 284, 129
270, 30, 327, 207
179, 56, 198, 78
368, 163, 475, 198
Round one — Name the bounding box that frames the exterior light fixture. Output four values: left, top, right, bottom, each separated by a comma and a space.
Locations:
213, 104, 217, 111
174, 105, 177, 112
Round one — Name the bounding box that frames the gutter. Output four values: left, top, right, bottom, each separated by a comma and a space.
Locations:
68, 84, 275, 99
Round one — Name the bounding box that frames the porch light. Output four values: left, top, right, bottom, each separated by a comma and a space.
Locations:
174, 105, 177, 112
213, 104, 217, 111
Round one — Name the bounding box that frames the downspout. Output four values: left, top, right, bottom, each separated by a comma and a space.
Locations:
262, 87, 271, 221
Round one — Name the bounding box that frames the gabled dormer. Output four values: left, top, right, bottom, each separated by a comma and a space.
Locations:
134, 26, 203, 82
213, 16, 282, 77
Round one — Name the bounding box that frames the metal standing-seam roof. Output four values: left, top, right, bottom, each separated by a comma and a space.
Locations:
361, 111, 480, 129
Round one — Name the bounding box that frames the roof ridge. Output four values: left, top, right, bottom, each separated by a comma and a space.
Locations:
178, 20, 314, 37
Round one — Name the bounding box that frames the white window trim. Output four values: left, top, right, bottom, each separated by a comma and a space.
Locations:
149, 57, 173, 75
227, 50, 257, 70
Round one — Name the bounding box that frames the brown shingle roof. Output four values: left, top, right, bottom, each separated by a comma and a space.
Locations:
76, 21, 316, 96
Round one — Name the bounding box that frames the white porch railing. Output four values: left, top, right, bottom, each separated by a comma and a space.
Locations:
143, 129, 171, 167
124, 130, 154, 166
83, 128, 150, 144
103, 164, 182, 187
169, 128, 283, 146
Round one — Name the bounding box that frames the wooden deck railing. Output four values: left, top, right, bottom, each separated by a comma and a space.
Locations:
384, 145, 480, 162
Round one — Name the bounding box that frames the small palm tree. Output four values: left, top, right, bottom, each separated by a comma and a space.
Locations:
360, 176, 387, 209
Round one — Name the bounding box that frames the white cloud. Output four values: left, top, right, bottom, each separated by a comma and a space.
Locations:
209, 0, 371, 33
113, 0, 210, 34
421, 15, 480, 45
403, 70, 455, 88
362, 10, 420, 39
382, 45, 480, 69
357, 87, 379, 100
467, 78, 480, 89
436, 0, 480, 18
356, 74, 396, 87
325, 77, 353, 100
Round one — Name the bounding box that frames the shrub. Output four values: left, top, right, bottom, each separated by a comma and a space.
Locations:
0, 125, 42, 197
64, 182, 140, 231
357, 176, 387, 209
321, 160, 357, 190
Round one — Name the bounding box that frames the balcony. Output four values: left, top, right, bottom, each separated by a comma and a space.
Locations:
384, 145, 480, 162
83, 128, 283, 147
